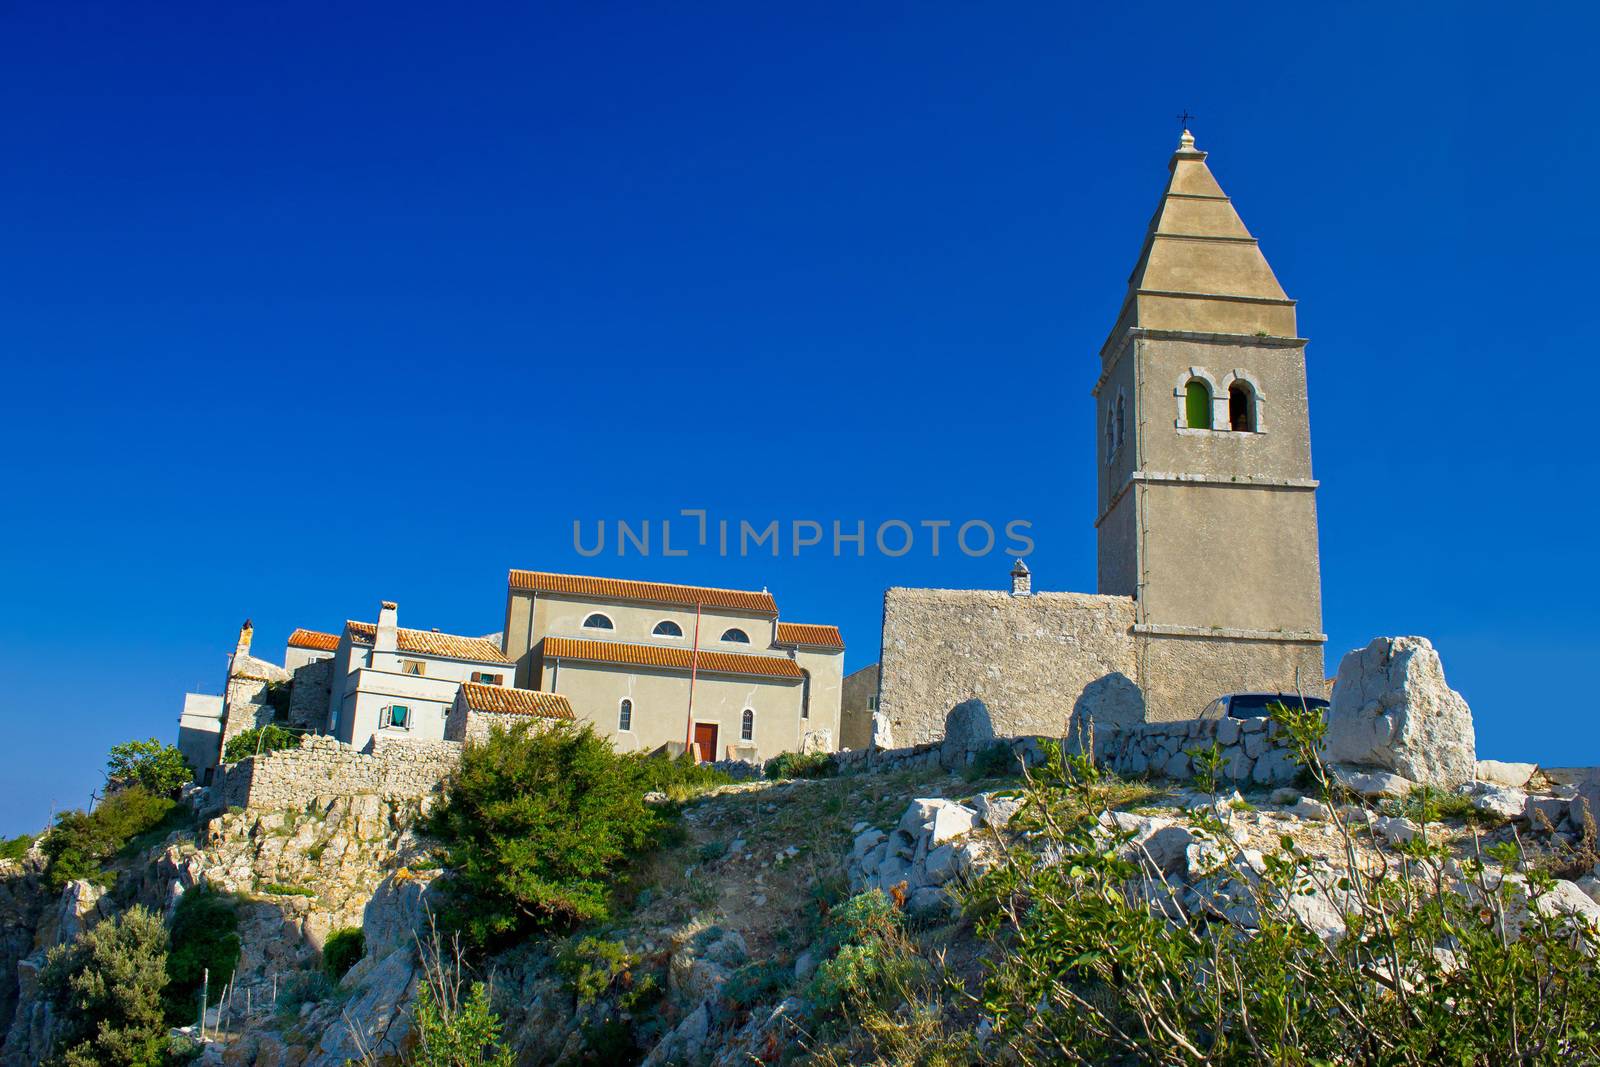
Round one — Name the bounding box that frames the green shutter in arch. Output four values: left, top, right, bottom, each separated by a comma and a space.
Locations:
1185, 380, 1211, 429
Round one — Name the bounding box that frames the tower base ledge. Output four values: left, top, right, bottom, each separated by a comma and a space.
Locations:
1134, 623, 1326, 644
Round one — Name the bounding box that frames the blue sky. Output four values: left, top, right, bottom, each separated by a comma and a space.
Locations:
2, 2, 1595, 835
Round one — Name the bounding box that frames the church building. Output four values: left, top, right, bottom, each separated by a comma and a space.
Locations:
877, 130, 1326, 741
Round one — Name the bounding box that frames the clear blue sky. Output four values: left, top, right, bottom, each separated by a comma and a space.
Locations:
2, 2, 1595, 835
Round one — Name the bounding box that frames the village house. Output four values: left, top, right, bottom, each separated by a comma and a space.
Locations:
322, 600, 515, 751
502, 570, 845, 762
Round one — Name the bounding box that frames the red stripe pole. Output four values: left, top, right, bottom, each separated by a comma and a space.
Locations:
684, 601, 702, 759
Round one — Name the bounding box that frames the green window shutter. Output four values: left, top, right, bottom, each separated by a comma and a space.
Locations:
1185, 381, 1211, 429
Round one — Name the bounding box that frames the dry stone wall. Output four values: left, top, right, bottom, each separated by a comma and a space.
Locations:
877, 588, 1141, 748
1098, 716, 1301, 786
209, 735, 461, 812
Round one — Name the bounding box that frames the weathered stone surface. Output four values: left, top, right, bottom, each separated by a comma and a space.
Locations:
972, 792, 1023, 830
1286, 797, 1331, 821
207, 735, 460, 812
939, 699, 997, 771
1475, 760, 1537, 789
1457, 781, 1528, 821
1373, 816, 1420, 846
1329, 764, 1416, 799
1323, 636, 1475, 788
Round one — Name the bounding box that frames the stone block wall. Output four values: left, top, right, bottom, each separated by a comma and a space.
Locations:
444, 707, 552, 745
877, 588, 1141, 747
287, 658, 334, 731
209, 735, 461, 812
1097, 716, 1301, 786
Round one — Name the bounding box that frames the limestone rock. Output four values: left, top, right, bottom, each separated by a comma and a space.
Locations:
939, 699, 996, 771
972, 791, 1023, 830
1373, 816, 1420, 846
1475, 760, 1537, 789
1286, 797, 1331, 821
1329, 764, 1416, 799
1457, 781, 1528, 821
1323, 636, 1475, 788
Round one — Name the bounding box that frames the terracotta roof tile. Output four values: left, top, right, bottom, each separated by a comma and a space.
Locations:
509, 570, 777, 614
774, 622, 845, 650
286, 628, 340, 652
459, 683, 574, 719
346, 622, 511, 664
541, 637, 803, 680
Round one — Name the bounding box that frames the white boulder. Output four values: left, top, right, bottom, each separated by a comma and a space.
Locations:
1329, 764, 1416, 799
1475, 760, 1537, 789
1323, 636, 1475, 788
1457, 781, 1528, 821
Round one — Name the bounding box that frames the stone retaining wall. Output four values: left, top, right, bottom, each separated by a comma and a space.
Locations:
208, 735, 462, 812
1098, 716, 1300, 785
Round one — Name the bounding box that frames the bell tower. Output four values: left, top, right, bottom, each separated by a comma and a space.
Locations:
1094, 130, 1325, 720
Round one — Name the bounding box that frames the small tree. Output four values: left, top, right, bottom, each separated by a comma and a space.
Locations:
427, 722, 666, 948
42, 787, 174, 890
106, 739, 192, 797
40, 906, 170, 1067
161, 885, 240, 1024
222, 724, 304, 764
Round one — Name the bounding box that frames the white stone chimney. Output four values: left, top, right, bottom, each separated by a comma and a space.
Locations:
375, 601, 399, 653
1009, 559, 1032, 596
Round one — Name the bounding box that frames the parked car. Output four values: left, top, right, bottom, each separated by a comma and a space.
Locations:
1200, 692, 1329, 720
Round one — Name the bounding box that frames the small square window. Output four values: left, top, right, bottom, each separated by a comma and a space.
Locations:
385, 705, 412, 729
401, 660, 425, 676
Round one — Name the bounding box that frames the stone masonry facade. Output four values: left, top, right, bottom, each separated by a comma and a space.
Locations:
877, 588, 1144, 748
208, 735, 461, 812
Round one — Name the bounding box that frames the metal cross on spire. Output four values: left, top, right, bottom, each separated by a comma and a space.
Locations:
1177, 109, 1197, 130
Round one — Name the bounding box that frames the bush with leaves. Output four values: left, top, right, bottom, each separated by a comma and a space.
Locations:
764, 750, 838, 780
222, 723, 305, 764
426, 722, 670, 948
106, 738, 193, 797
972, 702, 1600, 1065
161, 885, 240, 1025
807, 889, 929, 1018
40, 905, 171, 1067
42, 786, 175, 889
626, 751, 735, 798
407, 921, 514, 1067
0, 833, 34, 862
323, 925, 365, 980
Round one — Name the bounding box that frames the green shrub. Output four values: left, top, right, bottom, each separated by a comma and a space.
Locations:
106, 738, 193, 797
557, 936, 655, 1008
323, 926, 364, 980
626, 751, 735, 797
257, 882, 316, 898
0, 834, 34, 862
970, 709, 1600, 1064
43, 787, 175, 890
806, 891, 926, 1018
39, 905, 170, 1067
161, 886, 240, 1025
764, 750, 838, 780
223, 724, 305, 764
426, 722, 671, 948
964, 740, 1019, 781
723, 959, 789, 1011
275, 970, 334, 1016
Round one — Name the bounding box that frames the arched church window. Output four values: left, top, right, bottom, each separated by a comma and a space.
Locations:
1116, 394, 1126, 447
1228, 381, 1257, 432
1184, 379, 1212, 430
1105, 411, 1115, 463
583, 613, 614, 630
720, 628, 749, 644
652, 620, 683, 637
741, 708, 754, 741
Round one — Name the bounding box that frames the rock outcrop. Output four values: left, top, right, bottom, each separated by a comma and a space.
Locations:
1323, 636, 1475, 788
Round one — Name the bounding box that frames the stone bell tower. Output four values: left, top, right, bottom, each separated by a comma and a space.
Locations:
1094, 130, 1325, 721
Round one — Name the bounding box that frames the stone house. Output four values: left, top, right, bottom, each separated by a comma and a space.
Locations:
502, 570, 845, 762
879, 131, 1327, 743
840, 664, 880, 751
444, 682, 575, 744
325, 601, 516, 752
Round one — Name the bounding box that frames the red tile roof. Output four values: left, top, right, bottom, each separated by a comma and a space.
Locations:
541, 637, 804, 680
774, 622, 845, 650
509, 570, 778, 614
459, 683, 574, 719
286, 628, 340, 652
346, 622, 511, 664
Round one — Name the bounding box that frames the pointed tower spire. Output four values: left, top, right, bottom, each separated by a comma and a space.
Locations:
1107, 131, 1296, 345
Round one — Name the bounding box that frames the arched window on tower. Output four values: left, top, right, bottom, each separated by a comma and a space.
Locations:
1105, 410, 1115, 463
1184, 379, 1212, 430
1228, 381, 1257, 432
1116, 394, 1126, 448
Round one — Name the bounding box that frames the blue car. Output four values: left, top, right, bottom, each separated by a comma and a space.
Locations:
1201, 693, 1330, 720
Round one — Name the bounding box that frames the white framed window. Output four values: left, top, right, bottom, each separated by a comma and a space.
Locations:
470, 671, 504, 685
401, 660, 425, 676
618, 698, 633, 731
741, 708, 754, 741
381, 705, 412, 730
652, 620, 684, 638
583, 613, 615, 630
720, 628, 749, 644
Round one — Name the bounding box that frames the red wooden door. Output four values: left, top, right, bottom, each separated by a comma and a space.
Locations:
693, 723, 718, 763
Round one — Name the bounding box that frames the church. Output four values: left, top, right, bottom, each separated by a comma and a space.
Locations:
876, 130, 1326, 744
